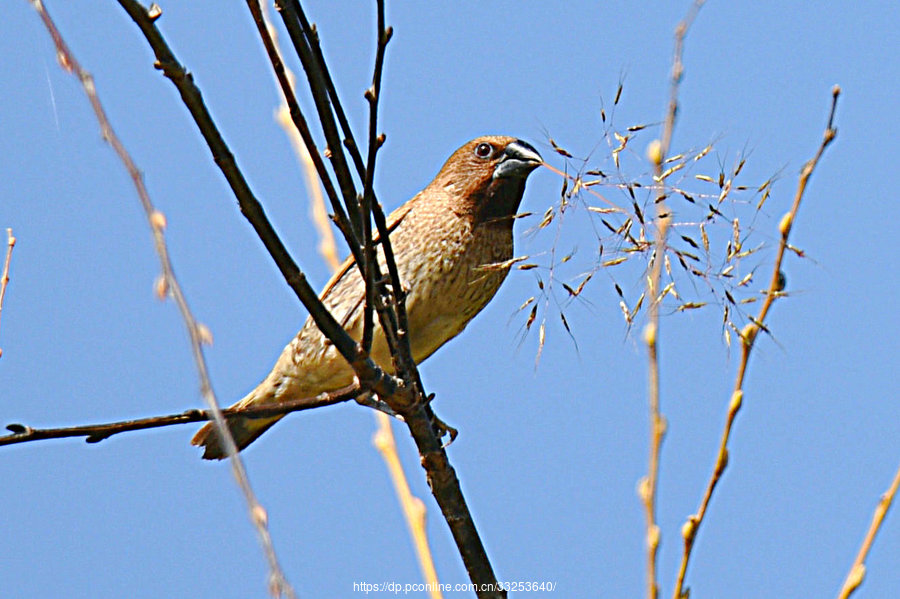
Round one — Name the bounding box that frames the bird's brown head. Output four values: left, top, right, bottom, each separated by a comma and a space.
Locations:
428, 135, 543, 225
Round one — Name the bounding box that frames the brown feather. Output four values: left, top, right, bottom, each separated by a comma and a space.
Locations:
192, 136, 541, 459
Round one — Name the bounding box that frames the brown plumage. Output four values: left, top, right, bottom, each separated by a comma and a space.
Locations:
192, 135, 543, 459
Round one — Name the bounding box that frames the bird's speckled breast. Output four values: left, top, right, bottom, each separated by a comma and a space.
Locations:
264, 207, 513, 402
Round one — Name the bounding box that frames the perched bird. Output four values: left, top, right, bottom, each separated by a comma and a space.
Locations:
193, 135, 543, 459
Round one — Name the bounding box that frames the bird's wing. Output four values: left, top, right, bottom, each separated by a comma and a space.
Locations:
319, 195, 418, 307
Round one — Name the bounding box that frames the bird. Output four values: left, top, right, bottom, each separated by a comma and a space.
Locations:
192, 135, 543, 459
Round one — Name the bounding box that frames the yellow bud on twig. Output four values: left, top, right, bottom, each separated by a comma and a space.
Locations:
778, 211, 793, 236
646, 139, 663, 166
150, 210, 167, 231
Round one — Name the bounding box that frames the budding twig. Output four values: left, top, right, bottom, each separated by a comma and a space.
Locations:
836, 461, 900, 599
642, 4, 705, 599
673, 85, 841, 599
34, 1, 295, 596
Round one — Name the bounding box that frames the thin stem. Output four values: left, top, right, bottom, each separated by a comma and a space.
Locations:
244, 0, 362, 269
641, 5, 704, 598
280, 15, 439, 584
358, 0, 391, 354
0, 228, 15, 360
289, 3, 368, 180
673, 86, 840, 599
276, 0, 363, 238
1, 384, 357, 448
836, 460, 900, 599
32, 2, 296, 595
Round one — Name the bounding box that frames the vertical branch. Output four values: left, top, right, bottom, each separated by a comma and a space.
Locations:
268, 5, 440, 585
837, 461, 900, 599
374, 412, 443, 599
359, 0, 391, 354
640, 4, 704, 599
362, 2, 423, 394
673, 86, 840, 599
0, 228, 16, 359
116, 0, 392, 391
272, 0, 399, 366
30, 2, 296, 597
275, 0, 364, 238
261, 4, 342, 274
245, 0, 362, 268
285, 3, 368, 179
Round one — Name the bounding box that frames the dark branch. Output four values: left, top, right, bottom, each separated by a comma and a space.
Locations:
288, 2, 368, 180
276, 0, 363, 237
243, 0, 366, 277
1, 385, 357, 448
260, 2, 502, 594
116, 0, 399, 399
359, 1, 391, 356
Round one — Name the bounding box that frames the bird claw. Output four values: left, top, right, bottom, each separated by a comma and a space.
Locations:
355, 391, 401, 419
430, 414, 458, 447
357, 391, 456, 446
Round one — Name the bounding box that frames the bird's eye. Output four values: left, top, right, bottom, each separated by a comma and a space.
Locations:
474, 142, 493, 159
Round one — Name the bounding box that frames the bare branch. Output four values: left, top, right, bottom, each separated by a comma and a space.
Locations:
275, 0, 364, 237
31, 1, 297, 595
373, 412, 443, 598
359, 0, 391, 355
641, 4, 705, 598
244, 0, 361, 267
269, 4, 499, 593
673, 86, 841, 599
837, 460, 900, 599
1, 385, 357, 448
274, 14, 440, 584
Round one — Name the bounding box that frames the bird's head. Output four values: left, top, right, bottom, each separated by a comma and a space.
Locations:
429, 136, 543, 225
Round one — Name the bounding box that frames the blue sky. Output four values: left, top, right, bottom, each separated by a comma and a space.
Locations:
2, 1, 898, 598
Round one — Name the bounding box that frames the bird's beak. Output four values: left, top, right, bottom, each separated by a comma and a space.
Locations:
493, 140, 543, 180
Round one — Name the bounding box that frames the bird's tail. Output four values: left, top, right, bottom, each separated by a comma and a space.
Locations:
191, 413, 283, 460
191, 381, 287, 459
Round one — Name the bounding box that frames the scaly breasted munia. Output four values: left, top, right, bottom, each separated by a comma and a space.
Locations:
193, 136, 543, 458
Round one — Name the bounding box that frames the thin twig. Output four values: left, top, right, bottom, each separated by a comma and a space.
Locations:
276, 0, 363, 238
282, 5, 501, 591
673, 86, 841, 599
0, 228, 15, 359
640, 5, 704, 599
272, 0, 395, 361
1, 384, 358, 448
361, 1, 426, 402
259, 0, 403, 377
249, 0, 398, 376
261, 3, 341, 273
280, 3, 417, 376
360, 5, 440, 593
246, 0, 361, 269
292, 8, 367, 180
374, 412, 443, 599
273, 6, 499, 593
30, 2, 296, 596
836, 460, 900, 599
358, 0, 391, 354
